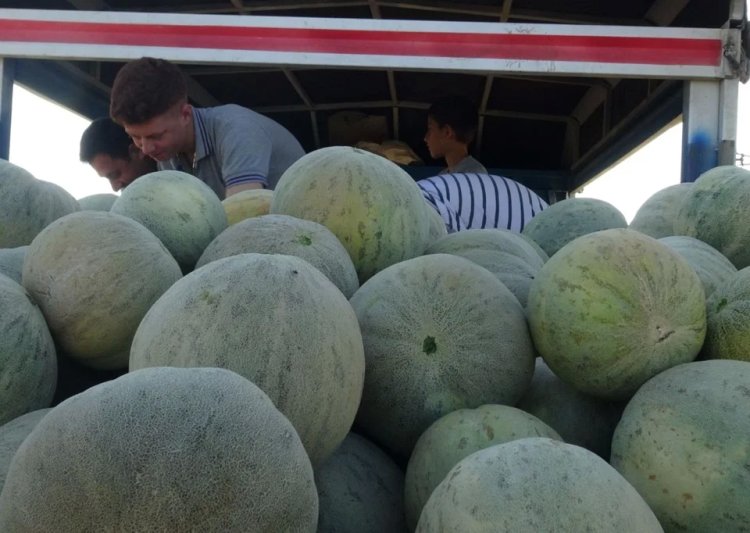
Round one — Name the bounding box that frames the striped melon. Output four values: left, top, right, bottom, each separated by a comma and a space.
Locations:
130, 253, 365, 466
271, 146, 430, 281
0, 367, 318, 531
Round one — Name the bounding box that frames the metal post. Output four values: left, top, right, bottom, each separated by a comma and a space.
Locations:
0, 57, 14, 160
681, 79, 738, 182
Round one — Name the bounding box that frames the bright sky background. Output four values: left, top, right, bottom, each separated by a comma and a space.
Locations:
8, 80, 750, 222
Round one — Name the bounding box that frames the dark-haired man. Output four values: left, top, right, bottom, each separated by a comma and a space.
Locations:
424, 95, 488, 175
79, 117, 155, 192
109, 57, 305, 199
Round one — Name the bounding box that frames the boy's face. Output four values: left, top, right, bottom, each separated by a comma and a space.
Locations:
424, 117, 452, 159
124, 102, 191, 162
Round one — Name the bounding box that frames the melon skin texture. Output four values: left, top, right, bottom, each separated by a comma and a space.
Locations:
404, 404, 561, 530
629, 183, 692, 238
527, 228, 706, 400
611, 360, 750, 532
423, 203, 448, 244
673, 164, 750, 269
270, 146, 430, 281
416, 438, 663, 533
658, 235, 737, 298
701, 266, 750, 361
196, 214, 359, 298
425, 228, 546, 308
222, 188, 274, 225
0, 409, 50, 490
350, 253, 535, 460
111, 170, 228, 272
316, 433, 407, 533
78, 193, 118, 211
22, 211, 182, 370
0, 274, 57, 426
130, 253, 365, 467
0, 246, 27, 284
516, 358, 624, 458
0, 367, 318, 532
521, 197, 627, 257
0, 160, 80, 247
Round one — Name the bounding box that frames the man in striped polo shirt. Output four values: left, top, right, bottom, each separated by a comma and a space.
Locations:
418, 173, 549, 233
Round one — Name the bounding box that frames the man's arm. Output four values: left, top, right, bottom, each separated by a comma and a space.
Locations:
225, 181, 264, 197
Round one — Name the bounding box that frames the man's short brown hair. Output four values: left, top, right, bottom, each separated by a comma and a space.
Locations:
110, 57, 188, 125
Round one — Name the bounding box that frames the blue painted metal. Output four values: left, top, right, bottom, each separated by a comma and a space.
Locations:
683, 130, 717, 182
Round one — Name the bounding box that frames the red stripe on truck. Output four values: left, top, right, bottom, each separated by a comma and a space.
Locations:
0, 18, 722, 66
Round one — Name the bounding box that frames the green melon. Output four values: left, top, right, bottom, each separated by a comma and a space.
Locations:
527, 228, 706, 400
0, 367, 318, 531
701, 266, 750, 361
521, 197, 627, 257
404, 404, 561, 530
350, 253, 535, 460
0, 274, 57, 426
270, 146, 430, 281
416, 438, 662, 532
673, 165, 750, 269
0, 409, 50, 490
196, 214, 359, 298
0, 160, 80, 247
316, 433, 407, 533
659, 235, 737, 298
222, 188, 274, 225
22, 211, 182, 370
425, 228, 546, 308
611, 360, 750, 532
111, 170, 228, 272
0, 247, 27, 285
629, 183, 692, 238
516, 358, 624, 458
78, 193, 118, 211
423, 204, 448, 244
130, 253, 365, 467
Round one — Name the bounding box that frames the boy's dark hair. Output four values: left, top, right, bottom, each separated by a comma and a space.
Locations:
79, 117, 132, 162
110, 57, 188, 125
428, 95, 480, 144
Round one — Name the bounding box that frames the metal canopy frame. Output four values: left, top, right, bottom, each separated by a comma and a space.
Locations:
0, 1, 746, 192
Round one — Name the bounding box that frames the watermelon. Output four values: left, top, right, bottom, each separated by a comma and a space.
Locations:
611, 360, 750, 532
702, 266, 750, 361
316, 433, 407, 533
527, 228, 706, 400
196, 214, 359, 298
271, 146, 431, 281
0, 409, 50, 490
111, 170, 227, 272
0, 367, 318, 531
350, 253, 535, 459
416, 438, 662, 532
629, 183, 692, 238
0, 274, 57, 426
130, 253, 365, 467
404, 404, 561, 530
222, 188, 274, 225
521, 197, 627, 257
658, 235, 737, 298
22, 211, 182, 370
673, 165, 750, 269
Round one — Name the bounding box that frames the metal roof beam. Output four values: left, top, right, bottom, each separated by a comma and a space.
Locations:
67, 0, 110, 9
644, 0, 689, 27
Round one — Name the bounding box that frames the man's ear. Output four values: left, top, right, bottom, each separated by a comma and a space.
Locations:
178, 101, 192, 123
443, 125, 457, 141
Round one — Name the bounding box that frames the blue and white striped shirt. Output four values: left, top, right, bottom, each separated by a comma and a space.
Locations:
418, 173, 549, 232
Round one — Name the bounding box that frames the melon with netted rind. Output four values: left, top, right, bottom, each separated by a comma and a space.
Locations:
659, 235, 737, 298
111, 170, 227, 271
350, 253, 535, 460
611, 360, 750, 532
701, 266, 750, 361
404, 404, 561, 530
271, 146, 430, 281
629, 183, 692, 238
527, 228, 706, 400
416, 437, 662, 532
196, 214, 359, 298
130, 253, 365, 467
316, 433, 407, 533
22, 211, 182, 370
521, 197, 627, 257
425, 228, 545, 307
0, 367, 318, 532
0, 274, 57, 426
0, 409, 50, 490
